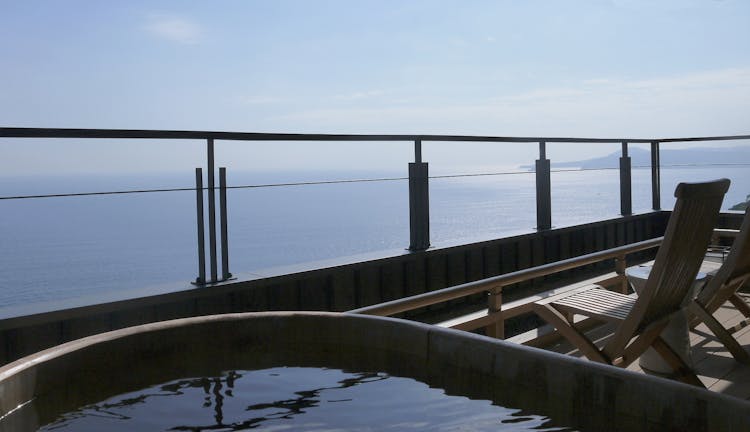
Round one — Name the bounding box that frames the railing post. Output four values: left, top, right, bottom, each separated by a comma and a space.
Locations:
615, 253, 629, 294
620, 142, 632, 216
207, 138, 218, 282
194, 139, 233, 285
486, 285, 504, 339
194, 168, 206, 285
219, 167, 232, 281
408, 139, 430, 251
536, 141, 552, 230
651, 141, 661, 210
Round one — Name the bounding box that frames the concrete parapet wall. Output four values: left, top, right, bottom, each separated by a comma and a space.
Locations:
1, 312, 747, 431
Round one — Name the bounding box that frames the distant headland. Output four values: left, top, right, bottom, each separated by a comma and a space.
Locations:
522, 145, 750, 170
521, 145, 750, 211
731, 195, 749, 211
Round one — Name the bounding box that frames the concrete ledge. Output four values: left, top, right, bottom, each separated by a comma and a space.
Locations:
1, 312, 748, 431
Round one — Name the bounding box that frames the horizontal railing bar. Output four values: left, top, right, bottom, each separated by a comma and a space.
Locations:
0, 178, 409, 201
1, 127, 749, 144
0, 187, 197, 200
658, 135, 750, 143
6, 161, 750, 201
349, 236, 663, 317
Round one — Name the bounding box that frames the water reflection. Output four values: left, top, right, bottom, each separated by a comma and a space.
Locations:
171, 371, 388, 431
44, 369, 391, 431
43, 372, 246, 429
42, 368, 572, 431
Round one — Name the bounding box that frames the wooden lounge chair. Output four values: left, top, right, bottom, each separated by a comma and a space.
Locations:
533, 179, 730, 387
689, 207, 750, 364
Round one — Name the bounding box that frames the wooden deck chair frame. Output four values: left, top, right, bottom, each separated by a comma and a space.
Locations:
689, 206, 750, 364
533, 179, 730, 387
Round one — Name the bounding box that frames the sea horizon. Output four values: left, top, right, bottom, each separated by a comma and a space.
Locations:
0, 165, 748, 314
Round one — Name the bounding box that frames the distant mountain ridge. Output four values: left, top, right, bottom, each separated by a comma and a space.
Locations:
731, 195, 750, 211
523, 146, 750, 170
520, 146, 750, 209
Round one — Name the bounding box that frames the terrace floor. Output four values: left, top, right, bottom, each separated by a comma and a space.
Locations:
535, 291, 750, 400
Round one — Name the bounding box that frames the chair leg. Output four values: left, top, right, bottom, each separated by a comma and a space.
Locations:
729, 293, 750, 319
618, 323, 667, 367
651, 336, 705, 388
564, 311, 575, 324
533, 304, 609, 364
690, 301, 750, 364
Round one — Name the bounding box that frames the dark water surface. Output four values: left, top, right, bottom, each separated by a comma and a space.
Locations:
40, 367, 575, 431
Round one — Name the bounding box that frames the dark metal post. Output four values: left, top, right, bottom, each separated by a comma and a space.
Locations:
651, 141, 661, 210
207, 138, 218, 282
408, 139, 430, 250
619, 142, 632, 216
219, 167, 231, 280
535, 141, 552, 230
194, 168, 206, 285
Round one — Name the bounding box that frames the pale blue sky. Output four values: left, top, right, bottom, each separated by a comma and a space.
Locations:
1, 0, 749, 174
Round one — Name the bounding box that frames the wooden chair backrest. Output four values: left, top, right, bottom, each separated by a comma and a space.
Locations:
631, 179, 730, 330
697, 207, 750, 310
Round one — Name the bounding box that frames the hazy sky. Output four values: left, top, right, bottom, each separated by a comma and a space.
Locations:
1, 0, 749, 175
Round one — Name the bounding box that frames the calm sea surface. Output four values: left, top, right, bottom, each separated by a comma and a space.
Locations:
0, 166, 747, 314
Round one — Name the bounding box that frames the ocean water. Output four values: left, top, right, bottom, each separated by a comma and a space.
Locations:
0, 166, 747, 314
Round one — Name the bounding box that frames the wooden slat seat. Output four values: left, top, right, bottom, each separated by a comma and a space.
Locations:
551, 286, 635, 322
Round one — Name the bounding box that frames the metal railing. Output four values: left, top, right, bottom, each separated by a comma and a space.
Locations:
2, 127, 749, 286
